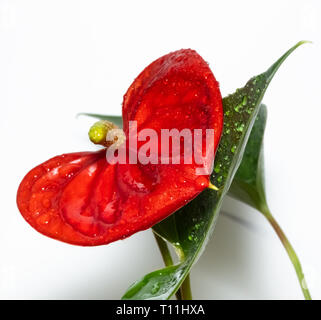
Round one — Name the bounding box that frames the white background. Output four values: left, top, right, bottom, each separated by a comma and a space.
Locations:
0, 0, 320, 299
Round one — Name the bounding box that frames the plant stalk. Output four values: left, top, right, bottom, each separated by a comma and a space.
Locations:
153, 231, 174, 267
261, 208, 312, 300
153, 231, 192, 300
179, 274, 193, 300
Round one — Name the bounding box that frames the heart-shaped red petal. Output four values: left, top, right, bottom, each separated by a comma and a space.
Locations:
17, 49, 223, 246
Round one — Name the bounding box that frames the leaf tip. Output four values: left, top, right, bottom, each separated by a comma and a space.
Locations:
76, 112, 85, 119
208, 182, 219, 191
297, 40, 313, 46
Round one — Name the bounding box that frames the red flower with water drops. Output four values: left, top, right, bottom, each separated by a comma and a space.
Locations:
16, 49, 223, 246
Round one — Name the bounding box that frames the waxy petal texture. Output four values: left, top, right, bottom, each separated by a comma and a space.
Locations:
17, 49, 223, 246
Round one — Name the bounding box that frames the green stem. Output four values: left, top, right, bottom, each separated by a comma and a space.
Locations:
152, 231, 193, 300
261, 207, 312, 300
153, 231, 174, 266
153, 231, 182, 300
179, 274, 193, 300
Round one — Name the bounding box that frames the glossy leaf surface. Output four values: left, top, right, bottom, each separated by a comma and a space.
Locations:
229, 104, 268, 212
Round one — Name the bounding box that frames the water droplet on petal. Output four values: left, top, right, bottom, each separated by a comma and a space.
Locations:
37, 213, 50, 225
195, 176, 208, 189
42, 198, 51, 209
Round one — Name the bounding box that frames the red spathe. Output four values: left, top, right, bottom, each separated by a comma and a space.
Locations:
16, 49, 223, 246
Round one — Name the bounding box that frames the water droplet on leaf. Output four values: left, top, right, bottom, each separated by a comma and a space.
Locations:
151, 282, 160, 294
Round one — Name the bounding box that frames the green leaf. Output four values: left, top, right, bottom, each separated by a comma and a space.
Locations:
77, 113, 123, 128
122, 41, 307, 300
228, 94, 311, 301
228, 104, 268, 212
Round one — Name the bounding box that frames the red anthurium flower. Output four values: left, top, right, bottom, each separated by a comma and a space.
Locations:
17, 49, 223, 246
